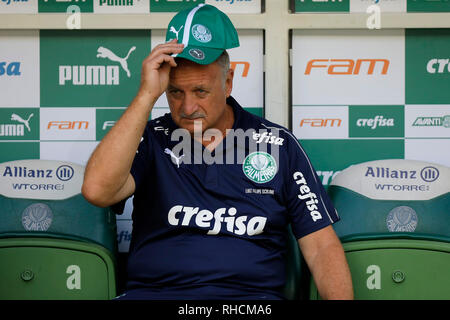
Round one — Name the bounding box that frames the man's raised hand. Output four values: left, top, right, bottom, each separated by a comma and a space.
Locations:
139, 39, 184, 104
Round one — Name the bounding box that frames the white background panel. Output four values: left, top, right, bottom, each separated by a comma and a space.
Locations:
40, 107, 96, 141
292, 29, 405, 105
405, 139, 450, 168
40, 141, 99, 165
292, 106, 349, 139
0, 30, 40, 107
405, 104, 450, 138
0, 0, 37, 13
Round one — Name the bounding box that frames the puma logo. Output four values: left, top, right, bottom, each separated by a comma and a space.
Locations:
96, 46, 136, 78
11, 113, 33, 132
170, 25, 183, 40
164, 148, 185, 168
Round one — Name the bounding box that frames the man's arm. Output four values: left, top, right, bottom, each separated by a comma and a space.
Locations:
298, 225, 354, 300
82, 39, 184, 207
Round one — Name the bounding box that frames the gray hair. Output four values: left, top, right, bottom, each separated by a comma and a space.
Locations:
215, 50, 230, 85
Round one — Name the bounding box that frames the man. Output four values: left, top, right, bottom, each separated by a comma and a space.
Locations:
82, 4, 353, 300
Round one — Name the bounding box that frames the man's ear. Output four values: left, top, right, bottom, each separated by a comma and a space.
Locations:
225, 68, 234, 98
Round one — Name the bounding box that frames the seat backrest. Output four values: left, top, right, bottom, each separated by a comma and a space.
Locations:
328, 159, 450, 243
282, 225, 304, 300
0, 159, 117, 253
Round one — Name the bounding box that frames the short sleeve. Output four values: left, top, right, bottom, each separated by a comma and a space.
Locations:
283, 133, 340, 239
111, 124, 153, 215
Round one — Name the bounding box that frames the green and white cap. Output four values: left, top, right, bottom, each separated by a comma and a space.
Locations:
166, 4, 240, 65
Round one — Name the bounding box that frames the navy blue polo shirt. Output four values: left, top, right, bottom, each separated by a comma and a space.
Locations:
115, 96, 339, 300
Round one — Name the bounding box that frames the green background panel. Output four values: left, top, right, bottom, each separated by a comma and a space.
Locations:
0, 142, 39, 162
349, 105, 404, 138
294, 0, 349, 12
406, 29, 450, 104
0, 108, 39, 141
38, 0, 93, 12
96, 109, 126, 141
244, 107, 263, 118
40, 30, 150, 108
299, 139, 405, 178
150, 0, 204, 12
407, 0, 450, 12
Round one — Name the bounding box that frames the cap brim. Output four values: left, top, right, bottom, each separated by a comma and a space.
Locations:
175, 46, 224, 65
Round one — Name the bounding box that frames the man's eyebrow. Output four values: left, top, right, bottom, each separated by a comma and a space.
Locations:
167, 84, 179, 90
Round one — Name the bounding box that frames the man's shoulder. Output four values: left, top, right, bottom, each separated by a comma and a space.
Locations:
238, 107, 297, 146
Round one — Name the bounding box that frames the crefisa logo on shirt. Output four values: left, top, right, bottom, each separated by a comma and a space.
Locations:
242, 152, 278, 184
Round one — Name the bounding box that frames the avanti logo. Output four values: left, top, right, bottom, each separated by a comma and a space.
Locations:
305, 59, 389, 75
59, 46, 136, 85
412, 116, 450, 128
426, 58, 449, 74
0, 61, 21, 76
356, 115, 394, 130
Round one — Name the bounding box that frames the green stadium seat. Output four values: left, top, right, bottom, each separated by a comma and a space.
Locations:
282, 225, 304, 300
309, 159, 450, 300
0, 159, 117, 300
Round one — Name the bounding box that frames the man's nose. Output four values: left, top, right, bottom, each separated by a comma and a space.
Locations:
181, 94, 199, 116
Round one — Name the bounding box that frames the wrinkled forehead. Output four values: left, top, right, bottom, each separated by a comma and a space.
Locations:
169, 59, 222, 85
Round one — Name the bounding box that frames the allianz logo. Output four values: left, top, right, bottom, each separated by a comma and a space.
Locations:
0, 113, 34, 137
99, 0, 134, 6
365, 166, 439, 183
427, 58, 450, 74
1, 0, 28, 6
413, 115, 450, 128
356, 115, 394, 130
0, 61, 21, 76
59, 46, 136, 86
168, 205, 267, 236
2, 164, 74, 181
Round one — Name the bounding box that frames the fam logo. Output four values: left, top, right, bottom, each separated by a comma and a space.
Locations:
305, 59, 389, 75
413, 115, 450, 128
426, 58, 450, 74
0, 112, 35, 138
47, 120, 90, 130
300, 118, 342, 127
230, 61, 250, 78
0, 61, 21, 76
59, 46, 136, 86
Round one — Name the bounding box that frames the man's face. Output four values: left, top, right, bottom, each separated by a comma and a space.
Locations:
166, 58, 233, 135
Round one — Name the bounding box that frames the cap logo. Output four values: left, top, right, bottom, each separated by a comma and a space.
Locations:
191, 24, 212, 43
169, 25, 184, 40
189, 49, 205, 60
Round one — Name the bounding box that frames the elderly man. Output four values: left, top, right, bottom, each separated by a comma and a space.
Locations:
82, 4, 353, 300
